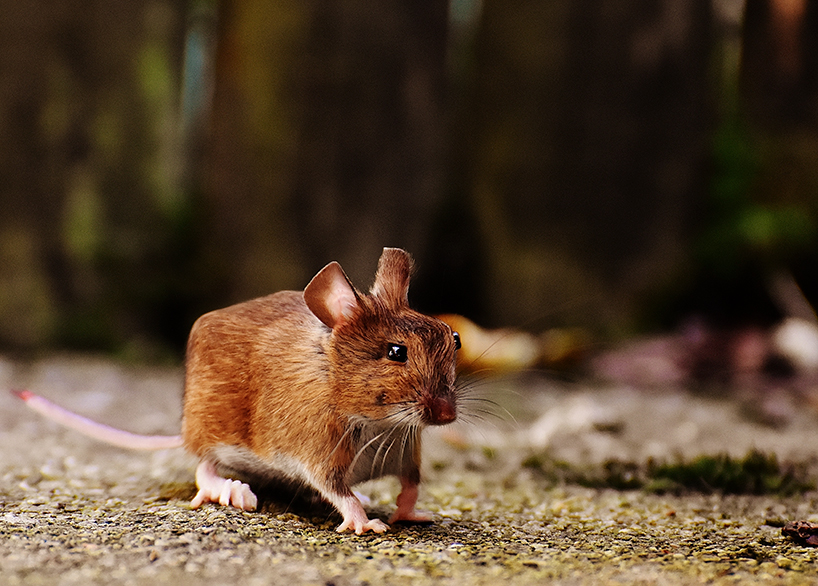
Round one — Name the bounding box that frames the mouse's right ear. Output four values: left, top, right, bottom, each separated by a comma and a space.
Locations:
304, 261, 360, 329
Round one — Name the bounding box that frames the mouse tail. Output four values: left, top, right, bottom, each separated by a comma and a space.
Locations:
12, 389, 184, 450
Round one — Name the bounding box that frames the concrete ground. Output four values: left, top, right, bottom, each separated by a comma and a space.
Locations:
1, 355, 818, 585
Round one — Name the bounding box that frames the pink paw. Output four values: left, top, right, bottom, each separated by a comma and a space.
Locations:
389, 479, 433, 524
335, 495, 389, 534
389, 509, 433, 524
336, 516, 389, 535
190, 460, 258, 511
190, 478, 257, 511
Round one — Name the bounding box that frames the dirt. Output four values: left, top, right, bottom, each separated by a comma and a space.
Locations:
2, 355, 818, 585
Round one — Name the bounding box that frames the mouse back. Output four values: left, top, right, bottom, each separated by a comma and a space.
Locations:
181, 247, 460, 472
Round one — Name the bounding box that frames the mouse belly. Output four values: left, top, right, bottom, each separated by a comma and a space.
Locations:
207, 444, 317, 487
197, 429, 425, 535
206, 426, 419, 488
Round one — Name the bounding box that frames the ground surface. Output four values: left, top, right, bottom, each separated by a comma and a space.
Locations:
2, 355, 818, 585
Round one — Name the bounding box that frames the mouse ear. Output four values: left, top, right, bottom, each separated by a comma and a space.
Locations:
304, 261, 360, 329
370, 247, 412, 308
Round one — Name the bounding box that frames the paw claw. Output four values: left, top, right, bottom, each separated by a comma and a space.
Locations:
190, 489, 206, 509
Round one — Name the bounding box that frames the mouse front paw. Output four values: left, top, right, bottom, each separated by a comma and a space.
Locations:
336, 516, 389, 535
335, 495, 389, 534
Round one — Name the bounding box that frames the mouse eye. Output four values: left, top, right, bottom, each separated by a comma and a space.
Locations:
386, 343, 408, 363
453, 332, 461, 350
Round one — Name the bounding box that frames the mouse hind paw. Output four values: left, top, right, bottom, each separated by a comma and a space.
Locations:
388, 477, 432, 524
388, 509, 433, 524
190, 460, 258, 512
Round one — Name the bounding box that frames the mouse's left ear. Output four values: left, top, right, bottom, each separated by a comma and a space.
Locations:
370, 247, 412, 308
305, 261, 361, 329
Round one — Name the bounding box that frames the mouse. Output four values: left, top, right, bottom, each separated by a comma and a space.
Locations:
14, 247, 461, 534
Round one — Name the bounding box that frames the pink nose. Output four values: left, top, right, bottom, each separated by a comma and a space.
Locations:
425, 396, 456, 425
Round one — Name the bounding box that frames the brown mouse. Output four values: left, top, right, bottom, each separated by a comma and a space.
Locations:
15, 247, 461, 534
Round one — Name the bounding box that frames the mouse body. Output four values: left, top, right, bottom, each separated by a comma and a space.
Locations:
16, 248, 461, 534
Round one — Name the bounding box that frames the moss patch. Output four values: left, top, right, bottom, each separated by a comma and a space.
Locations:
522, 450, 815, 496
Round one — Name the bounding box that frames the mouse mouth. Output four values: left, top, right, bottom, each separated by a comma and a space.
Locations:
420, 395, 457, 425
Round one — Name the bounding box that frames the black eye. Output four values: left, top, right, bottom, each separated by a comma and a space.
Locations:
386, 343, 408, 363
453, 331, 461, 350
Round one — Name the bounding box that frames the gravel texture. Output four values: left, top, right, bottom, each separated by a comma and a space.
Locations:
2, 355, 818, 585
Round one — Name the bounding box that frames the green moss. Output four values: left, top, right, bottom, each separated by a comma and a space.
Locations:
521, 454, 545, 470
482, 447, 497, 460
580, 460, 643, 491
523, 450, 814, 496
646, 451, 813, 496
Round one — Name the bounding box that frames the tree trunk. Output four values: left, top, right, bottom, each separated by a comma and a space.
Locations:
201, 0, 449, 302
462, 0, 713, 332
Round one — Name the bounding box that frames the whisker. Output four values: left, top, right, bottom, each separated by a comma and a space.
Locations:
456, 413, 507, 434
371, 415, 412, 479
327, 425, 355, 461
455, 390, 517, 423
373, 425, 399, 478
368, 402, 417, 424
455, 376, 527, 395
398, 427, 409, 477
458, 418, 504, 445
350, 429, 387, 476
453, 377, 523, 425
455, 368, 496, 381
380, 430, 403, 479
456, 396, 504, 408
453, 380, 522, 404
454, 373, 501, 390
462, 403, 514, 420
457, 411, 493, 424
453, 294, 599, 373
396, 424, 416, 478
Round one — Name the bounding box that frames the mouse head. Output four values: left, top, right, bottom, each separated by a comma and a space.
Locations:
304, 248, 460, 427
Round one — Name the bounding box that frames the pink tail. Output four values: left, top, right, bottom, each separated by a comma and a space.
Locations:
13, 390, 183, 450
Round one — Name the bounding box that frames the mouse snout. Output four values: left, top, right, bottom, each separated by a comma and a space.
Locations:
420, 394, 456, 425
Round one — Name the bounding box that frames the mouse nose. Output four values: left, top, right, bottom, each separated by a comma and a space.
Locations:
422, 395, 456, 425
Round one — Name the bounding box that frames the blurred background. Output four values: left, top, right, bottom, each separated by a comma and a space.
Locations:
1, 0, 818, 363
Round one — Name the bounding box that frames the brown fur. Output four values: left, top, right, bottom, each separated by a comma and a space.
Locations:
181, 248, 458, 505
15, 248, 459, 532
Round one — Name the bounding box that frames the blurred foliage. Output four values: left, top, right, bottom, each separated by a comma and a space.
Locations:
700, 90, 816, 279
2, 0, 818, 357
696, 109, 816, 295
646, 1, 818, 330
